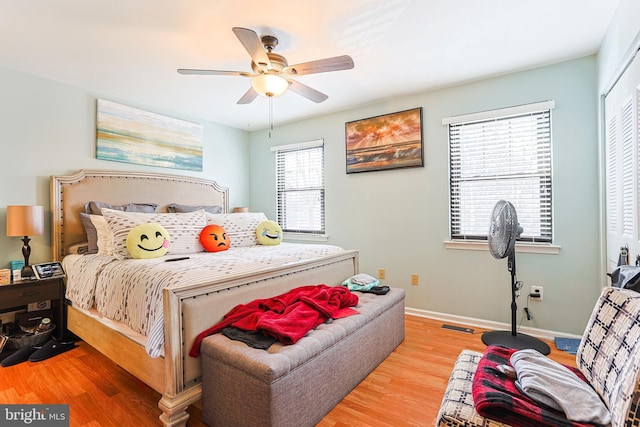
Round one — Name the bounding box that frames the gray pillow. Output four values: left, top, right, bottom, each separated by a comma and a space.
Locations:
84, 201, 158, 215
79, 213, 99, 254
167, 203, 222, 214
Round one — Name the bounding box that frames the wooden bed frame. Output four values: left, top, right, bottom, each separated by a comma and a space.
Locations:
50, 169, 359, 426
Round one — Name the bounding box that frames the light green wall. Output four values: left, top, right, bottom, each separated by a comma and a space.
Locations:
249, 56, 600, 335
598, 0, 640, 93
0, 66, 251, 268
0, 53, 607, 336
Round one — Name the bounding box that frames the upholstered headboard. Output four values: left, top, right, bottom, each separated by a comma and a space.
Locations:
50, 169, 229, 261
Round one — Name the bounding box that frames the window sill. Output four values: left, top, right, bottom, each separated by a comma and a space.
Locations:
284, 232, 329, 243
444, 240, 561, 255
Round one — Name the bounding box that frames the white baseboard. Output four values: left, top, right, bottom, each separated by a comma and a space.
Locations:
404, 307, 582, 341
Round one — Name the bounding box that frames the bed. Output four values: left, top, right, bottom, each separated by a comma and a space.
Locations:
50, 169, 359, 427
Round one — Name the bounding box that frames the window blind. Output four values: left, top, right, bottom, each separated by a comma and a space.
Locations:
448, 105, 553, 243
273, 140, 325, 234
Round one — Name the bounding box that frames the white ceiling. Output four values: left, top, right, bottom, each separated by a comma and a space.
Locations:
0, 0, 621, 131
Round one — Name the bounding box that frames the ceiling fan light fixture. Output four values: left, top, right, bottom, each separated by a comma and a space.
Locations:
251, 74, 288, 97
179, 28, 353, 105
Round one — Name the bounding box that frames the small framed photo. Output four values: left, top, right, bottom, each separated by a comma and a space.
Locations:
33, 262, 66, 280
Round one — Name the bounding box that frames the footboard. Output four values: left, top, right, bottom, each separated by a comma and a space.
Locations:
158, 249, 359, 426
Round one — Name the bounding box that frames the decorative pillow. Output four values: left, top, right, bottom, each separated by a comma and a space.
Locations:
84, 201, 158, 215
167, 203, 223, 214
255, 220, 283, 246
126, 223, 170, 259
205, 212, 268, 247
102, 208, 207, 259
79, 213, 111, 254
199, 224, 230, 252
79, 213, 99, 254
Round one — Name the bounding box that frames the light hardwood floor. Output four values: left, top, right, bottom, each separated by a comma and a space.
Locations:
0, 315, 577, 426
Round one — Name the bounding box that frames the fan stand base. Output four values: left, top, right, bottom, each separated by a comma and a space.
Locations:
481, 330, 550, 355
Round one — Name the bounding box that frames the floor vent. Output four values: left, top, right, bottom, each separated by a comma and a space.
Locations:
441, 324, 474, 334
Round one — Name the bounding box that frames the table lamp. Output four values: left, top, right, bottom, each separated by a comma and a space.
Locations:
6, 205, 44, 279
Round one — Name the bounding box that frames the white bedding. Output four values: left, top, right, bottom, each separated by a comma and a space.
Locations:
63, 243, 346, 357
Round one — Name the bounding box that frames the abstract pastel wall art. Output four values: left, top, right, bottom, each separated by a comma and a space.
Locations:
96, 99, 203, 171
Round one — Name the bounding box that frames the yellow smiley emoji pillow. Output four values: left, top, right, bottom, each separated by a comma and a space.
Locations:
126, 223, 170, 259
256, 220, 282, 246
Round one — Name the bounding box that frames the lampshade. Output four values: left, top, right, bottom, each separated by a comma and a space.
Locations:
251, 74, 289, 97
6, 205, 45, 237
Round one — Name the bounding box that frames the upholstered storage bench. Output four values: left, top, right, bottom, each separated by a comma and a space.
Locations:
200, 287, 405, 427
436, 286, 640, 427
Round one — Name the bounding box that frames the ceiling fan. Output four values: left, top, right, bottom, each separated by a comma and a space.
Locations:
177, 27, 354, 104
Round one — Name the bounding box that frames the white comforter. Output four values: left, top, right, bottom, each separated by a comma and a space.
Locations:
63, 243, 345, 357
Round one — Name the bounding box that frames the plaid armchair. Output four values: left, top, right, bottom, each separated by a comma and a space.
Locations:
437, 286, 640, 427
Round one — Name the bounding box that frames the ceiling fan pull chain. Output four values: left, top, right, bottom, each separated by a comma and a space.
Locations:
269, 96, 274, 138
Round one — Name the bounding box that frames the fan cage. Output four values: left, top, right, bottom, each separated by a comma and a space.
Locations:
488, 200, 518, 259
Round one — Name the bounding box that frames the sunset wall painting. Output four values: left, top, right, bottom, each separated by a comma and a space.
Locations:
345, 107, 423, 174
96, 99, 203, 171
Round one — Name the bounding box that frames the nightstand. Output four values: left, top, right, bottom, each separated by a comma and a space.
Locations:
0, 276, 65, 340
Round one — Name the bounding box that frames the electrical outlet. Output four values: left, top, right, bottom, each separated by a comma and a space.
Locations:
411, 274, 419, 286
378, 269, 385, 280
531, 285, 543, 301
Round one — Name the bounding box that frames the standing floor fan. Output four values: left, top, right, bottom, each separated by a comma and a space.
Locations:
481, 200, 550, 355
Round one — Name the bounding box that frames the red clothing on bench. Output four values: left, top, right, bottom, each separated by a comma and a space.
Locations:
189, 284, 358, 357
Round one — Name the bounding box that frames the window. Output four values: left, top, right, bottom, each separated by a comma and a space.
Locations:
444, 101, 554, 243
271, 139, 325, 235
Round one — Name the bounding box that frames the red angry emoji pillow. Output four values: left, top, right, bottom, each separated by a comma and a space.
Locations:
199, 224, 230, 252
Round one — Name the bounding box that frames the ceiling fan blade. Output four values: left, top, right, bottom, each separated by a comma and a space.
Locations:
177, 68, 253, 77
287, 80, 328, 103
237, 87, 259, 104
232, 27, 271, 71
284, 55, 354, 76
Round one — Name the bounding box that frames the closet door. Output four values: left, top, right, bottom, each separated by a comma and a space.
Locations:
605, 51, 640, 270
